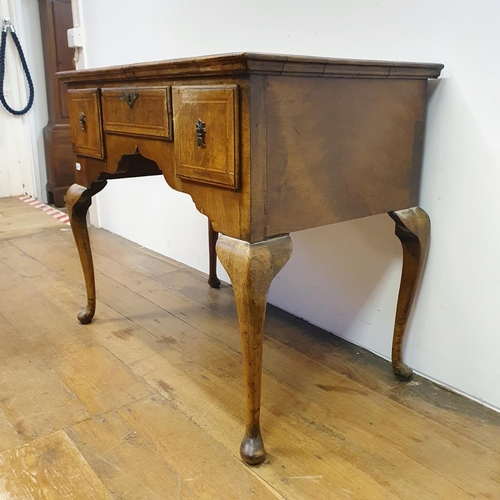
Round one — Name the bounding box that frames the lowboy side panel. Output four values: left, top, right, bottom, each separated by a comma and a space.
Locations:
264, 76, 427, 237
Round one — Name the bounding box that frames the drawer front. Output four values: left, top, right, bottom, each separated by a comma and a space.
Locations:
101, 87, 172, 139
173, 85, 239, 189
68, 88, 104, 159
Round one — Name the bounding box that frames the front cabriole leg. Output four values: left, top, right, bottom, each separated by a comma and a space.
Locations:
66, 182, 107, 324
216, 234, 293, 465
388, 206, 430, 381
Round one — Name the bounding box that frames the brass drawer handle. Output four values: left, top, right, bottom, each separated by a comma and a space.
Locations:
196, 118, 206, 147
79, 112, 86, 131
120, 90, 138, 108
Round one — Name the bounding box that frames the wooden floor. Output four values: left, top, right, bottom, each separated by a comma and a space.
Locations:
0, 196, 499, 499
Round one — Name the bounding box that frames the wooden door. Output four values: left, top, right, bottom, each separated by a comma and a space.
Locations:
39, 0, 75, 206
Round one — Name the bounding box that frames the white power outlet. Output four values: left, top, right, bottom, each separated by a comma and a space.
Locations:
67, 27, 83, 48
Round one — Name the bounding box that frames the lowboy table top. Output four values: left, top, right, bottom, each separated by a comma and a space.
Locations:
58, 51, 443, 81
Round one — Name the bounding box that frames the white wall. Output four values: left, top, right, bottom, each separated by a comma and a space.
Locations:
0, 0, 48, 200
77, 0, 500, 411
20, 0, 49, 202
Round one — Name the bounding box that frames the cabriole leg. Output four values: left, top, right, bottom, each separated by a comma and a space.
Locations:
66, 182, 107, 324
207, 220, 221, 288
388, 206, 430, 381
216, 234, 292, 465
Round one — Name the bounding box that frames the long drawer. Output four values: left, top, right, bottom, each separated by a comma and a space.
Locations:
101, 86, 172, 139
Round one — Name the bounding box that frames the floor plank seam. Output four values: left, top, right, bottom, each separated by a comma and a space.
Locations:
94, 267, 245, 359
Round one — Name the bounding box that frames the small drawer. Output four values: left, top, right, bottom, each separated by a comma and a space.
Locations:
68, 88, 104, 159
173, 85, 239, 189
101, 87, 172, 139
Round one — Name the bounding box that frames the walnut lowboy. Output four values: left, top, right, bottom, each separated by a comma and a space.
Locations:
58, 52, 443, 465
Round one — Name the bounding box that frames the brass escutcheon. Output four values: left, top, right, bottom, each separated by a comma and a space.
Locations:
120, 90, 138, 108
79, 112, 86, 131
196, 118, 206, 147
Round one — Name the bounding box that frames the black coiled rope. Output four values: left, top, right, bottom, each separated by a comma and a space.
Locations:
0, 20, 34, 115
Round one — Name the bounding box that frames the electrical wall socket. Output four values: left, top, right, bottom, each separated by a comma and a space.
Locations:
67, 27, 83, 48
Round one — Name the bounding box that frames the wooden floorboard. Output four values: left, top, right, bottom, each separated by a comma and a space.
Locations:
0, 196, 499, 499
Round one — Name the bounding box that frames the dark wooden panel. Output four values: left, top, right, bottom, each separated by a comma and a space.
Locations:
52, 0, 73, 119
39, 0, 75, 206
39, 0, 73, 123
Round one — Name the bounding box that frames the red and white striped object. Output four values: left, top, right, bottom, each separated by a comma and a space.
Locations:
17, 195, 70, 225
